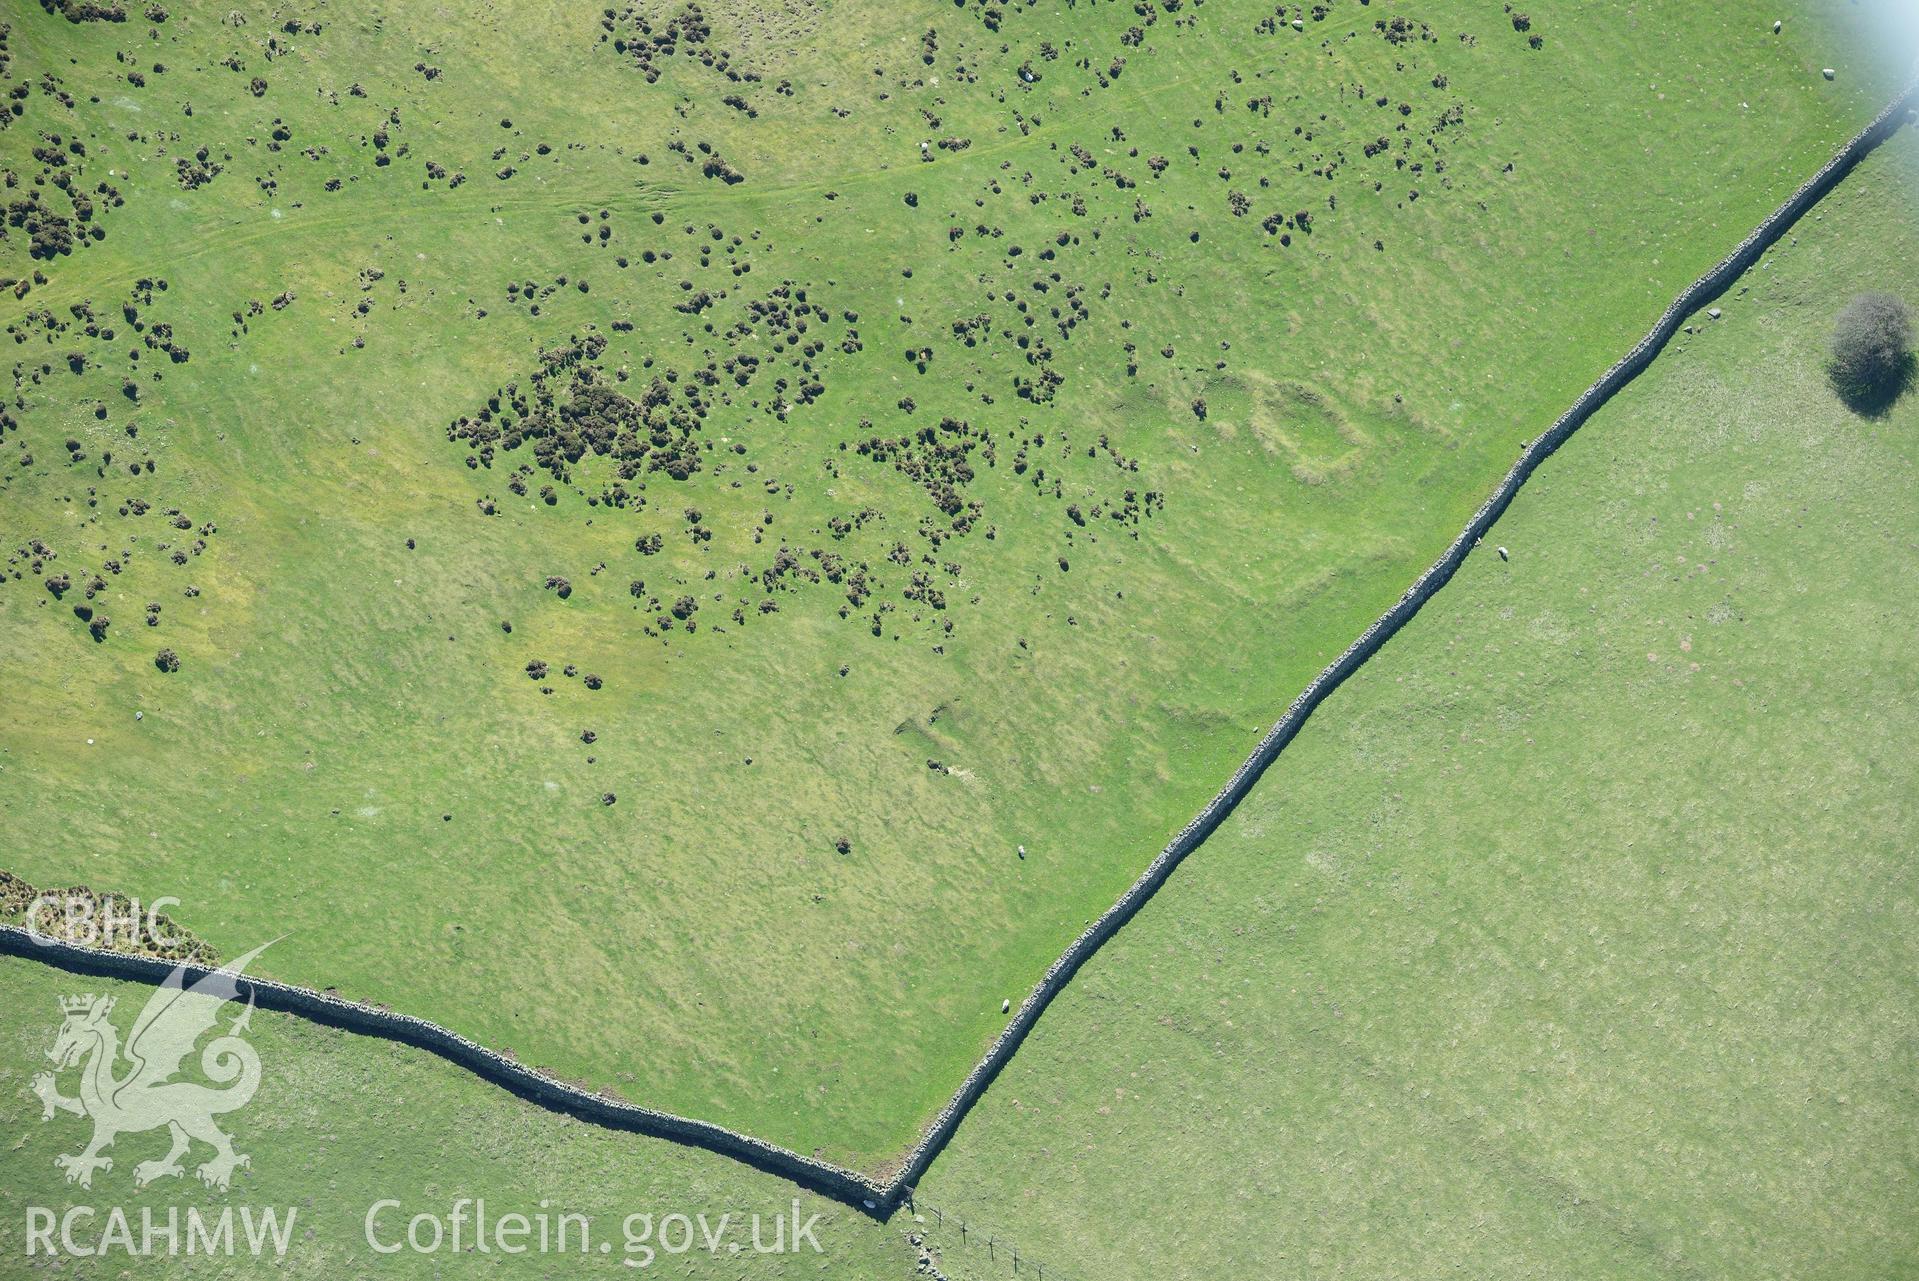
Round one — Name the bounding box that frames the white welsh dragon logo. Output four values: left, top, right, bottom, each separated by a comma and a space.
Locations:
30, 942, 272, 1192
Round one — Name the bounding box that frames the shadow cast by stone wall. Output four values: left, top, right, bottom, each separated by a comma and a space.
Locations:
5, 72, 1914, 1218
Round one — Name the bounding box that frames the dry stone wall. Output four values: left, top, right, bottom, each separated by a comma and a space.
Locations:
5, 72, 1914, 1214
885, 71, 1919, 1199
0, 924, 890, 1206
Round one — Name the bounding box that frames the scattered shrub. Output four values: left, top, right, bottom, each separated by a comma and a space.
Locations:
1829, 292, 1913, 413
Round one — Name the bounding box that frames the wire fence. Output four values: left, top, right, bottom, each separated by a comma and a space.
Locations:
900, 1193, 1084, 1281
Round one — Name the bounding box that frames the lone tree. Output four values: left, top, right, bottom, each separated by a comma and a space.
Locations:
1829, 293, 1913, 412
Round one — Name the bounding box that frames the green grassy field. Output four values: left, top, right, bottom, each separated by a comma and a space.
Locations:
0, 0, 1909, 1172
912, 124, 1919, 1281
0, 955, 910, 1277
2, 121, 1907, 1281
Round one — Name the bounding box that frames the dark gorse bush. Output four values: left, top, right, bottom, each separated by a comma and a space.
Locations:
1829, 292, 1913, 409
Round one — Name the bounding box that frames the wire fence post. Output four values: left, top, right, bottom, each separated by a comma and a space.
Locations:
914, 1203, 1061, 1281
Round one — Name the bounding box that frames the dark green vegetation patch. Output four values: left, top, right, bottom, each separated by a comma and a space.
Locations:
0, 0, 1907, 1170
917, 123, 1919, 1281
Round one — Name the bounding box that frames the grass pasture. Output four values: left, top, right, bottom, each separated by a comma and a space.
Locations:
0, 955, 909, 1277
913, 123, 1919, 1281
0, 0, 1911, 1175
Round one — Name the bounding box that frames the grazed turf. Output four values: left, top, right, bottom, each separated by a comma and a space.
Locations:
0, 1, 1907, 1171
913, 123, 1919, 1281
0, 954, 912, 1277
